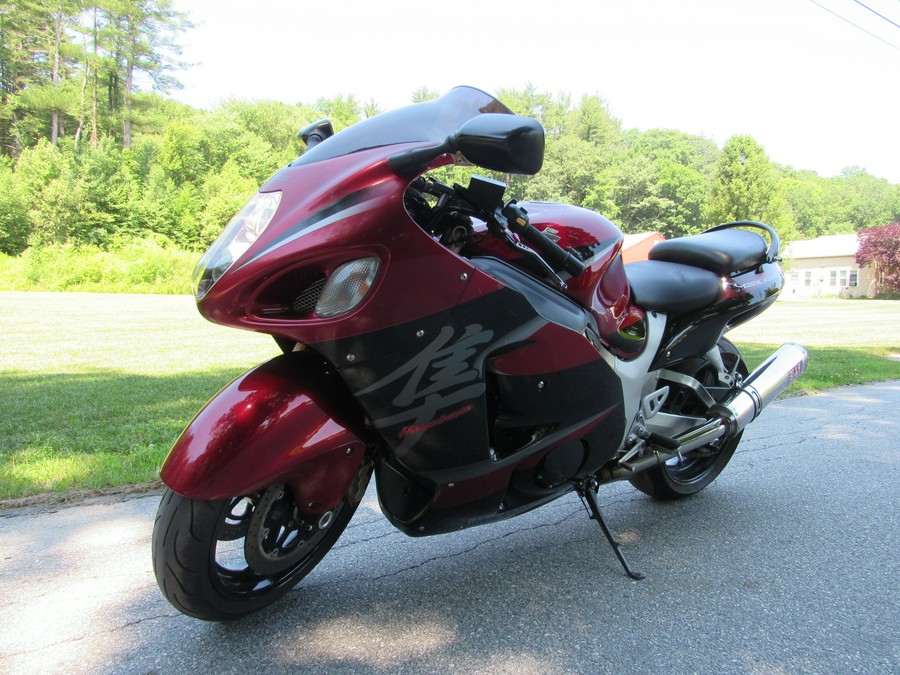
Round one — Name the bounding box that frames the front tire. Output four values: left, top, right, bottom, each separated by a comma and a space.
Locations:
629, 338, 748, 499
152, 468, 369, 620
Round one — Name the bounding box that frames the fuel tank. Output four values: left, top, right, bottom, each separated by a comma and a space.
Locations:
522, 202, 646, 357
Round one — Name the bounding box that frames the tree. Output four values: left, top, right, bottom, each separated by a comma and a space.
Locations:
221, 99, 310, 155
70, 136, 140, 244
838, 167, 900, 231
570, 95, 621, 147
314, 94, 360, 131
0, 1, 82, 151
410, 86, 439, 103
708, 135, 783, 226
158, 118, 203, 184
106, 0, 189, 148
0, 159, 30, 253
362, 98, 382, 119
628, 128, 719, 176
856, 222, 900, 295
522, 134, 610, 207
654, 161, 708, 237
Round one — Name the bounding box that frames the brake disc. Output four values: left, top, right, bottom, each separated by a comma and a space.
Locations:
244, 484, 338, 575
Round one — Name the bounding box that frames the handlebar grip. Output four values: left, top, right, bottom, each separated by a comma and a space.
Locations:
505, 205, 587, 278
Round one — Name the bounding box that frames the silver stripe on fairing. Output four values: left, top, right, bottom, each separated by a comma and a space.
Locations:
240, 196, 384, 268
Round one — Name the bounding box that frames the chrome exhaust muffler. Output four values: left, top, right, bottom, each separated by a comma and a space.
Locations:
610, 343, 808, 478
716, 342, 808, 433
674, 342, 809, 453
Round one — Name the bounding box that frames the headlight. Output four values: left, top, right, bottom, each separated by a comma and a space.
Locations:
315, 258, 380, 318
192, 191, 282, 300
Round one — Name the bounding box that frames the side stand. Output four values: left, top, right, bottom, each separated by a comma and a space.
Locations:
579, 483, 645, 580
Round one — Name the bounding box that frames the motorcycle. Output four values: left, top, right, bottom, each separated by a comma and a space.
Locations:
151, 86, 807, 620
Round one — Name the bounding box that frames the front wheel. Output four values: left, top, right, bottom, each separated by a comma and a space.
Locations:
152, 466, 370, 620
629, 338, 748, 499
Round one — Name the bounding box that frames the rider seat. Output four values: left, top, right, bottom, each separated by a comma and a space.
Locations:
648, 229, 768, 276
625, 228, 768, 315
625, 261, 721, 315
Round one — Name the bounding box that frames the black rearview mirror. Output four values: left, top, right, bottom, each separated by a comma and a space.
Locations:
452, 114, 545, 175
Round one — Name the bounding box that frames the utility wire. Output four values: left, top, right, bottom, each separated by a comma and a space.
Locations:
806, 0, 900, 51
850, 0, 900, 29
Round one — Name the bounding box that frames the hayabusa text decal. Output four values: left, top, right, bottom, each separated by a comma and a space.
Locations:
359, 324, 494, 448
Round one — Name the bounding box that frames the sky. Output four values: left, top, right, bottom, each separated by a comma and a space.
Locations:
169, 0, 900, 183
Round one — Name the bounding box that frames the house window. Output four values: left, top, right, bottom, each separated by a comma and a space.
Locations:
829, 271, 838, 287
804, 271, 812, 287
849, 270, 858, 287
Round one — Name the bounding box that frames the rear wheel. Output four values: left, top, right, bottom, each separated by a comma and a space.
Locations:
629, 338, 748, 499
152, 466, 370, 620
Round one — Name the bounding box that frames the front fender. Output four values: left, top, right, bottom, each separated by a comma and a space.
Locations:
160, 351, 369, 509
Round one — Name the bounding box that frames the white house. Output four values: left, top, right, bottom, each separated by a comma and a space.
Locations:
782, 233, 875, 298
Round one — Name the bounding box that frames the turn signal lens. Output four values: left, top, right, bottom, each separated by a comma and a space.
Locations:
314, 258, 380, 318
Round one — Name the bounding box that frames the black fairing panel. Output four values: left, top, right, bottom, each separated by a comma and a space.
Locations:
313, 269, 625, 535
652, 262, 784, 370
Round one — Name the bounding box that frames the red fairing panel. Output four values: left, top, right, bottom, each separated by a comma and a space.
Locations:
160, 353, 367, 508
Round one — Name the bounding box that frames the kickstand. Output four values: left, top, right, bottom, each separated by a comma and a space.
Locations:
579, 484, 645, 580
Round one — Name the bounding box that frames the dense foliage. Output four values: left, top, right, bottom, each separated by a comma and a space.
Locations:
856, 223, 900, 295
1, 4, 898, 270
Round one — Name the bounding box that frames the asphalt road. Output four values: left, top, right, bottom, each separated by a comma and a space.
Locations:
1, 382, 898, 674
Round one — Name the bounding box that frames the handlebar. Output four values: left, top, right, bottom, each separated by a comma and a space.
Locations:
501, 202, 587, 278
443, 175, 587, 283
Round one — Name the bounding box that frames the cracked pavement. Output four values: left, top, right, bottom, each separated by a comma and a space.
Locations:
1, 382, 898, 674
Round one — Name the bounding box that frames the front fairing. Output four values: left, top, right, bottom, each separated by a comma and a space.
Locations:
194, 87, 516, 340
195, 146, 476, 345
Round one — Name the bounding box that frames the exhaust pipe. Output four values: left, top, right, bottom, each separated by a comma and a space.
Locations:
610, 343, 808, 479
675, 342, 809, 453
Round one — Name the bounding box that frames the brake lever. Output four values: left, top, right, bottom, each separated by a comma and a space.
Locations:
490, 210, 567, 290
509, 238, 568, 290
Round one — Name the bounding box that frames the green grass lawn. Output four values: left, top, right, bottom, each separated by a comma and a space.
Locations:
2, 292, 899, 503
0, 292, 277, 502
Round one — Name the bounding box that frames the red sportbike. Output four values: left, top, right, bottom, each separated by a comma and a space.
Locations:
152, 87, 807, 620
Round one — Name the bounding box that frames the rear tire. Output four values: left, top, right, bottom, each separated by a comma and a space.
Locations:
629, 338, 748, 500
152, 468, 369, 620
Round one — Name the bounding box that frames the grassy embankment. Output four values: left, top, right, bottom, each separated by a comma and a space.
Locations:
1, 292, 899, 504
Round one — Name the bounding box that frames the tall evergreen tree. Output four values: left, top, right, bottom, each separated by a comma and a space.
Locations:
104, 0, 188, 148
708, 135, 781, 224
